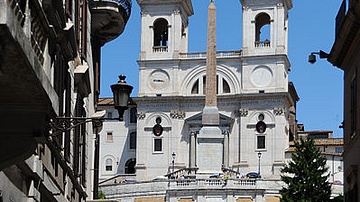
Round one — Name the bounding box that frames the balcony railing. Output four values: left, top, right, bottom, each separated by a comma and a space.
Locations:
255, 40, 270, 48
98, 179, 287, 199
179, 50, 242, 59
153, 46, 168, 52
90, 0, 132, 23
116, 0, 132, 22
170, 178, 257, 189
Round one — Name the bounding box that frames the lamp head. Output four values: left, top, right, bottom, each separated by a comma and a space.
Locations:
110, 74, 133, 121
308, 54, 316, 64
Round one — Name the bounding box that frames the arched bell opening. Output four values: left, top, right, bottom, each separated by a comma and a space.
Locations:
255, 13, 271, 47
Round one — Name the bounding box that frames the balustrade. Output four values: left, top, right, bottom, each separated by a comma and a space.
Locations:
255, 40, 271, 47
153, 46, 168, 52
172, 178, 256, 188
179, 50, 242, 59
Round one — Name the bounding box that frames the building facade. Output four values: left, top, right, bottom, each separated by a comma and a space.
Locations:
98, 0, 301, 201
328, 0, 360, 200
0, 0, 131, 201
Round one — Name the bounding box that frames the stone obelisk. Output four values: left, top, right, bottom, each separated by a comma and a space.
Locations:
197, 0, 223, 175
203, 0, 219, 124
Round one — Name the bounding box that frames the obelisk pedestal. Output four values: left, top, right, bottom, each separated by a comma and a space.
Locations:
197, 1, 224, 175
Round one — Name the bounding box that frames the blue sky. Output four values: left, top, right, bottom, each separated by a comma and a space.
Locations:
100, 0, 344, 137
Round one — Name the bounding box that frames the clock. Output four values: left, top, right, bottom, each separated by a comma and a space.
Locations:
250, 66, 273, 87
148, 70, 170, 90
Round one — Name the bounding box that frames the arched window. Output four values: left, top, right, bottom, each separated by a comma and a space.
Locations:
223, 78, 230, 93
153, 18, 169, 52
105, 158, 113, 171
255, 13, 271, 47
125, 158, 136, 174
191, 80, 199, 94
191, 75, 231, 95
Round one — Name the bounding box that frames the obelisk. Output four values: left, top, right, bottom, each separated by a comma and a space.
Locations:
202, 0, 219, 125
197, 0, 223, 175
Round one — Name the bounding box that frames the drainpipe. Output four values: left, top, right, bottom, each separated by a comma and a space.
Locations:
93, 133, 100, 199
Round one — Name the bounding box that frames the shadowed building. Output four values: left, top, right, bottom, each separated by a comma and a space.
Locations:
328, 0, 360, 200
0, 0, 131, 201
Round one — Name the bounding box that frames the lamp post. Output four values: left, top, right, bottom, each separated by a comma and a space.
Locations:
172, 152, 176, 173
257, 151, 262, 177
47, 74, 133, 199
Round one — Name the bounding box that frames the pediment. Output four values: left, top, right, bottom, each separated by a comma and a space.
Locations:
185, 112, 234, 127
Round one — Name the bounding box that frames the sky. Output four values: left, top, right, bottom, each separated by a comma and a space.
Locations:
100, 0, 344, 138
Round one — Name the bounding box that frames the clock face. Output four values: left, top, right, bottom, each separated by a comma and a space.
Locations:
148, 70, 170, 90
250, 66, 273, 87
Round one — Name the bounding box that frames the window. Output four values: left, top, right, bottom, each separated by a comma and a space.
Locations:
129, 132, 136, 149
125, 158, 136, 174
154, 138, 162, 152
191, 75, 231, 95
191, 80, 199, 94
153, 18, 169, 52
130, 108, 137, 123
255, 13, 271, 47
351, 76, 357, 137
107, 112, 113, 119
223, 78, 230, 93
309, 133, 329, 139
106, 132, 113, 142
257, 136, 265, 149
105, 159, 113, 171
335, 147, 343, 153
202, 75, 206, 95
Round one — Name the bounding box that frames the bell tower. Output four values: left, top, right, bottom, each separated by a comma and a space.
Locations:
240, 0, 293, 56
240, 0, 293, 94
137, 0, 194, 60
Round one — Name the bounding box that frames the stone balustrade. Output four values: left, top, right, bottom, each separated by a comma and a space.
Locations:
179, 50, 242, 59
99, 178, 265, 199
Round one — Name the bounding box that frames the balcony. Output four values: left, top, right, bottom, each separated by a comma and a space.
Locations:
0, 0, 58, 169
90, 0, 132, 45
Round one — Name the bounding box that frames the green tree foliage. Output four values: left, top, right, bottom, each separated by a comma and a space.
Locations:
280, 137, 332, 202
98, 190, 106, 199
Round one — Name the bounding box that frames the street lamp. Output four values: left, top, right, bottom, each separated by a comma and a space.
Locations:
111, 74, 134, 121
49, 74, 133, 132
308, 50, 329, 64
257, 151, 262, 177
172, 152, 176, 173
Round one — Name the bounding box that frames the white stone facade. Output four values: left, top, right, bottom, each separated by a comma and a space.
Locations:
97, 0, 301, 201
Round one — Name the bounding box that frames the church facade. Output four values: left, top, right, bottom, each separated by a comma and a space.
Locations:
98, 0, 298, 201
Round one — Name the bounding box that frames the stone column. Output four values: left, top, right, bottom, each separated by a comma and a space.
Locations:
189, 131, 196, 168
223, 130, 229, 167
